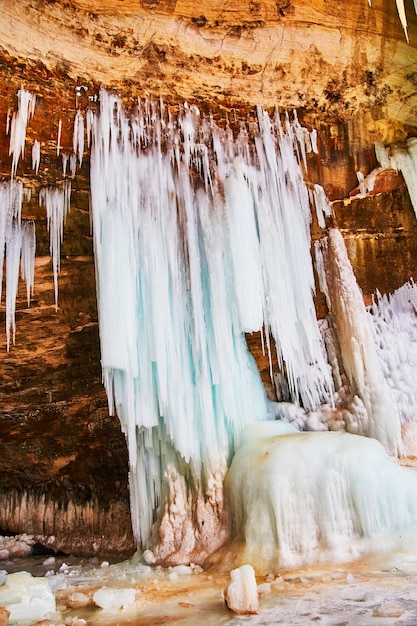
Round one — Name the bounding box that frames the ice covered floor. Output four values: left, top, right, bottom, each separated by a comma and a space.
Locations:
54, 559, 417, 625
2, 551, 417, 625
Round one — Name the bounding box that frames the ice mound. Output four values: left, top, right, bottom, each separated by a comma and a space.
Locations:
227, 421, 417, 573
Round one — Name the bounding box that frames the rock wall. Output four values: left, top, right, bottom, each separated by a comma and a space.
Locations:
0, 0, 416, 558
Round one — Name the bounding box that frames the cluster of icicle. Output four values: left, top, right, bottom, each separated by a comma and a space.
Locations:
0, 181, 35, 351
1, 87, 73, 348
6, 88, 36, 177
88, 90, 334, 547
39, 181, 72, 311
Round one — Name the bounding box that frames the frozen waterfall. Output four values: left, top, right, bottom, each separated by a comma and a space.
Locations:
88, 91, 333, 551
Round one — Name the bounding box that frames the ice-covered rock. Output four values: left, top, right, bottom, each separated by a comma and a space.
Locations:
224, 564, 259, 615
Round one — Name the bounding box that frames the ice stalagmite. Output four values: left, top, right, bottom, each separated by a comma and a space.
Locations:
315, 228, 403, 456
89, 91, 333, 556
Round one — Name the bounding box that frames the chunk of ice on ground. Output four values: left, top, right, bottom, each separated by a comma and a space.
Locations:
224, 564, 259, 615
93, 587, 136, 610
0, 571, 56, 624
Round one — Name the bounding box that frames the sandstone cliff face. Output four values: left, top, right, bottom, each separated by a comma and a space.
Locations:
1, 0, 416, 122
0, 0, 416, 559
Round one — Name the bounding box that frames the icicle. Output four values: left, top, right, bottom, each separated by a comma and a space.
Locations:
32, 140, 40, 174
310, 128, 318, 154
374, 140, 391, 169
312, 184, 332, 228
86, 109, 93, 149
8, 87, 36, 177
20, 221, 36, 307
0, 180, 24, 309
69, 154, 77, 178
395, 0, 409, 42
0, 183, 10, 304
39, 181, 71, 310
6, 108, 11, 136
390, 138, 417, 218
62, 154, 68, 177
57, 120, 62, 156
73, 110, 84, 166
5, 219, 22, 351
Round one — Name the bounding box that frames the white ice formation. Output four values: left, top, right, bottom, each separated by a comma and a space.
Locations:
224, 564, 259, 614
73, 109, 85, 166
227, 420, 417, 572
0, 571, 56, 624
311, 183, 333, 228
32, 139, 41, 174
0, 176, 70, 347
315, 228, 403, 456
93, 587, 136, 610
88, 90, 333, 548
39, 181, 72, 310
368, 281, 417, 428
0, 180, 36, 350
374, 138, 417, 217
7, 87, 36, 177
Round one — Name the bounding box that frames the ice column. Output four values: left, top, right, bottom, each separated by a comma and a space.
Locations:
315, 228, 403, 456
89, 91, 333, 548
